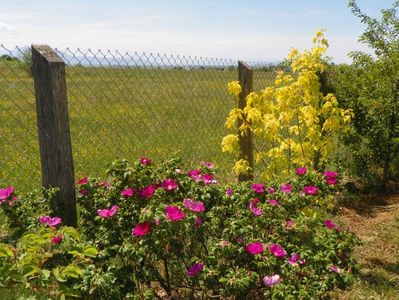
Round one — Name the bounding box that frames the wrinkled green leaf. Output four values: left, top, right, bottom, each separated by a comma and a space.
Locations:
53, 267, 67, 282
21, 264, 38, 277
0, 244, 14, 257
41, 269, 51, 280
62, 227, 81, 241
61, 265, 83, 279
83, 246, 98, 258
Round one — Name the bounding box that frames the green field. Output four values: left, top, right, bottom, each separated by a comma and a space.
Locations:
0, 59, 275, 191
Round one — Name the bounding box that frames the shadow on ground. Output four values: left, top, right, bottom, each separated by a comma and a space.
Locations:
338, 194, 399, 218
357, 267, 399, 291
367, 258, 399, 276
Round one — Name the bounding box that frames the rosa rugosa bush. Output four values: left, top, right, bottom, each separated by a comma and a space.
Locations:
74, 158, 358, 299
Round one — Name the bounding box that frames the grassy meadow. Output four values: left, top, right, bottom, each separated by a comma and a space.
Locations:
0, 58, 275, 192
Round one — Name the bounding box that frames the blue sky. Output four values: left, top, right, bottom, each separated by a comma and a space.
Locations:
0, 0, 396, 63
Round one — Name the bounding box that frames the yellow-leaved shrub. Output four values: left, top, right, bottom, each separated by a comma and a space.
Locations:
222, 31, 353, 180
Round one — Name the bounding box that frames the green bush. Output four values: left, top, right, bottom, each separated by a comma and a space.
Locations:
324, 1, 399, 192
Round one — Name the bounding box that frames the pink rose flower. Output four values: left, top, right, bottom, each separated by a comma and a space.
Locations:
38, 216, 50, 224
200, 161, 214, 169
263, 274, 280, 287
324, 171, 338, 178
326, 177, 337, 185
39, 216, 62, 227
79, 189, 89, 196
330, 265, 343, 273
139, 185, 156, 199
267, 187, 275, 194
188, 169, 201, 181
245, 241, 264, 255
186, 262, 203, 277
140, 157, 151, 165
269, 243, 287, 257
287, 253, 300, 265
76, 177, 88, 185
324, 171, 338, 185
249, 198, 262, 216
280, 183, 292, 193
51, 234, 63, 244
47, 217, 62, 227
296, 167, 307, 175
251, 183, 264, 194
165, 205, 185, 221
0, 186, 14, 200
183, 198, 205, 213
132, 221, 151, 236
97, 205, 119, 218
201, 174, 214, 184
269, 199, 279, 206
285, 219, 295, 230
121, 188, 134, 197
194, 217, 203, 228
303, 185, 318, 195
225, 188, 234, 197
324, 219, 340, 231
324, 219, 335, 229
162, 179, 178, 191
3, 196, 17, 206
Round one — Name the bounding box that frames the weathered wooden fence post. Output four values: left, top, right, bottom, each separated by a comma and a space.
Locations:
237, 61, 254, 182
32, 45, 77, 227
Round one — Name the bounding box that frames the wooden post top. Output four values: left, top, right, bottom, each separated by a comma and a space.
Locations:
32, 45, 64, 63
238, 60, 253, 71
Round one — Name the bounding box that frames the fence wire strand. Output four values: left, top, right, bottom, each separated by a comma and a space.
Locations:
0, 45, 276, 191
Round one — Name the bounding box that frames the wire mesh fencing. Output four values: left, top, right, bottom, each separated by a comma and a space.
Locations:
0, 44, 277, 191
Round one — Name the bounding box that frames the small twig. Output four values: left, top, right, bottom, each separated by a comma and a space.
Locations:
253, 143, 268, 168
163, 257, 172, 295
149, 264, 169, 295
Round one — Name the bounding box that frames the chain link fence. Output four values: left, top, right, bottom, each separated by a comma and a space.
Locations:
0, 45, 277, 191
